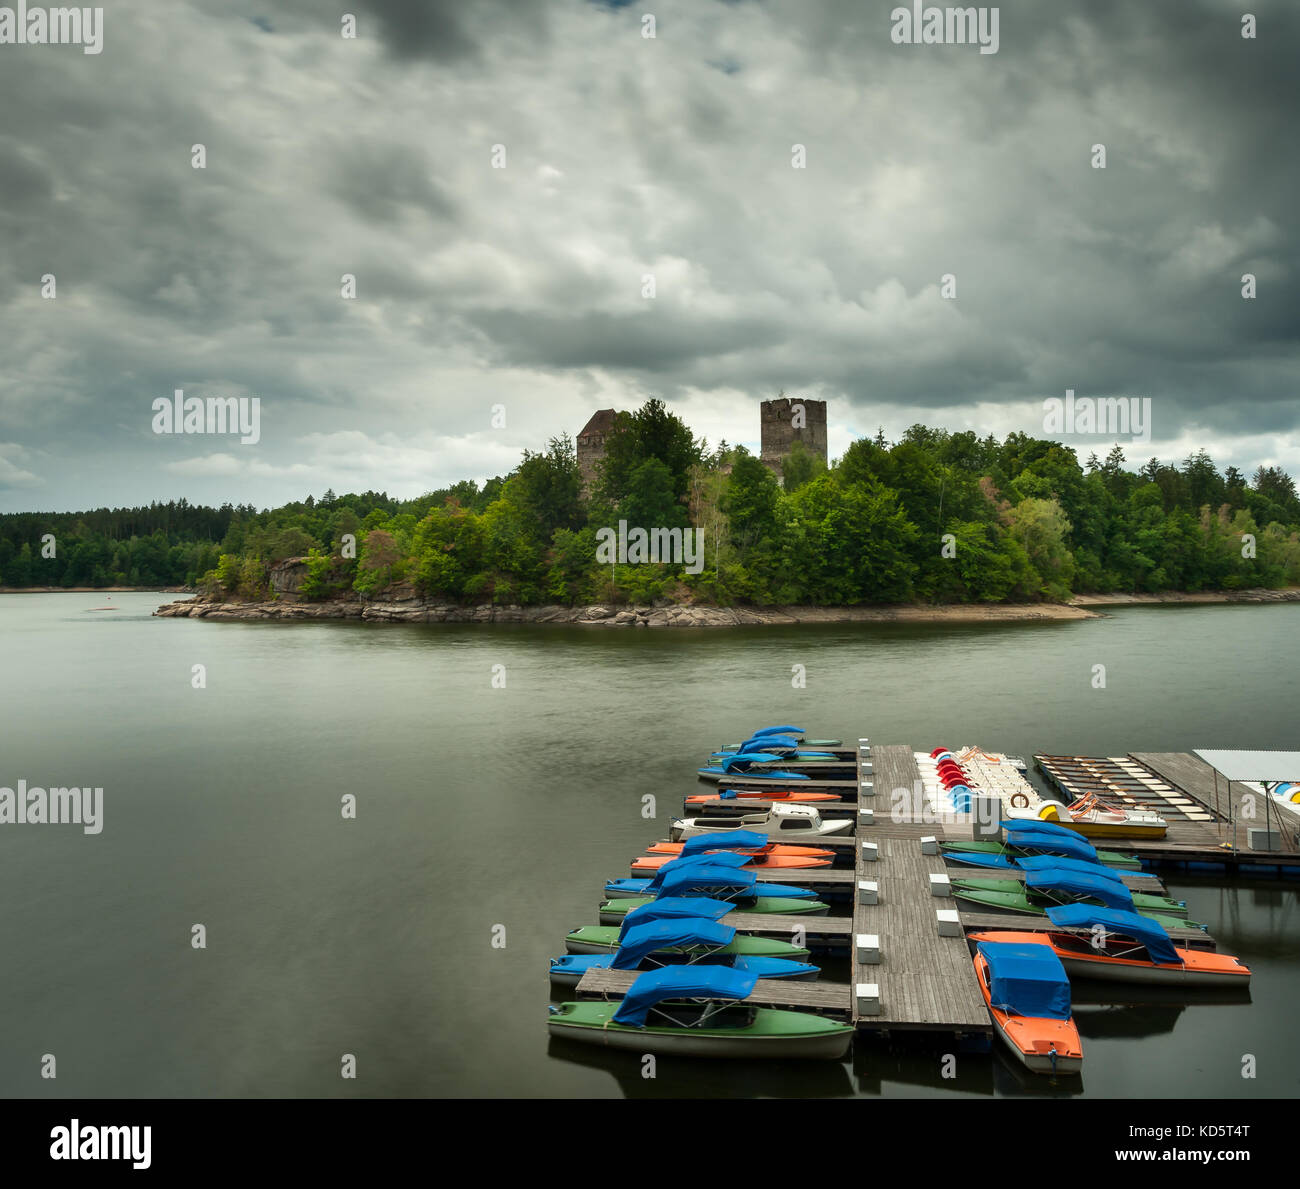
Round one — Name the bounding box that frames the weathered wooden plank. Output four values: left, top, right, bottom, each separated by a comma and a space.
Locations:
851, 745, 991, 1033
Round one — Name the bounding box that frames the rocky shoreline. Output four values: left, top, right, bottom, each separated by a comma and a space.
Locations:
153, 595, 1101, 626
148, 582, 1300, 627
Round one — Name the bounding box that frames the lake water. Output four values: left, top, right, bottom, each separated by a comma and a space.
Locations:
1, 592, 1296, 1097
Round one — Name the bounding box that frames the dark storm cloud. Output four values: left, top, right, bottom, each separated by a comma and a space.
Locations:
0, 0, 1297, 511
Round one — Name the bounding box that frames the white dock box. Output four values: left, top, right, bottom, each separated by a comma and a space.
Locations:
936, 909, 962, 937
855, 983, 881, 1016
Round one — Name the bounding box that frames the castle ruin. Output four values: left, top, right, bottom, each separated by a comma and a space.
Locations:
577, 408, 620, 496
576, 397, 827, 495
760, 396, 828, 479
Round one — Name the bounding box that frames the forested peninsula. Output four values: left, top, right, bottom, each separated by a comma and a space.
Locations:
4, 401, 1300, 614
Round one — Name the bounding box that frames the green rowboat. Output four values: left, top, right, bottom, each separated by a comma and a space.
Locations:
564, 925, 811, 958
547, 999, 853, 1059
950, 884, 1201, 933
951, 877, 1189, 918
599, 895, 829, 925
941, 840, 1141, 869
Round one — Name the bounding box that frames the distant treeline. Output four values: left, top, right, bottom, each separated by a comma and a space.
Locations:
3, 399, 1299, 604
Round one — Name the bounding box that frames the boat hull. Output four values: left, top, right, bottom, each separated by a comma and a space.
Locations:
975, 954, 1082, 1075
598, 896, 830, 925
968, 929, 1251, 988
548, 1004, 852, 1059
1055, 955, 1248, 987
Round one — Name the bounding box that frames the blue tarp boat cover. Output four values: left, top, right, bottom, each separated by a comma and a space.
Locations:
1001, 818, 1080, 839
645, 851, 750, 891
610, 919, 737, 969
617, 898, 733, 936
657, 864, 758, 897
1016, 855, 1128, 882
681, 830, 769, 856
1005, 830, 1099, 861
1045, 904, 1181, 965
715, 756, 810, 779
611, 965, 758, 1027
978, 941, 1072, 1019
752, 726, 803, 737
738, 736, 798, 751
1025, 866, 1134, 909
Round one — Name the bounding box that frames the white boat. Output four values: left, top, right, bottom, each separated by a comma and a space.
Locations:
670, 802, 852, 842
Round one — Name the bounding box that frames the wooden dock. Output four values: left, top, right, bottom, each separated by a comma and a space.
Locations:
574, 967, 854, 1018
1027, 751, 1300, 868
851, 743, 992, 1035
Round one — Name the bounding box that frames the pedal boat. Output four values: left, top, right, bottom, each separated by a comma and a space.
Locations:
550, 915, 819, 986
647, 830, 835, 861
953, 873, 1188, 918
697, 753, 813, 783
547, 965, 853, 1059
1004, 793, 1168, 839
969, 905, 1251, 987
941, 820, 1142, 869
974, 941, 1082, 1075
565, 896, 816, 954
605, 850, 826, 899
950, 865, 1202, 933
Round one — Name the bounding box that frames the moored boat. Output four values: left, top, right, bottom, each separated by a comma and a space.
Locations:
941, 821, 1142, 870
550, 916, 819, 986
563, 897, 816, 956
631, 852, 831, 876
1004, 793, 1168, 839
547, 966, 854, 1059
685, 789, 842, 805
671, 803, 853, 842
952, 874, 1188, 918
646, 833, 835, 861
974, 941, 1082, 1074
697, 754, 814, 783
950, 865, 1202, 932
969, 905, 1251, 988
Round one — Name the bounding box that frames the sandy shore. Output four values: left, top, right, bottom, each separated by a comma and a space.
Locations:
1069, 588, 1300, 607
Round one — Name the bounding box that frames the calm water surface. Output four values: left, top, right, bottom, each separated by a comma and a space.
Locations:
0, 593, 1296, 1097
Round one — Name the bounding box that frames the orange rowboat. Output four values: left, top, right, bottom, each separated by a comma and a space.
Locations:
646, 841, 835, 860
974, 942, 1082, 1075
684, 790, 841, 805
631, 853, 833, 876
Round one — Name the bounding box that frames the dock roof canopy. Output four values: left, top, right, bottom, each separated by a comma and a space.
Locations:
1193, 750, 1300, 782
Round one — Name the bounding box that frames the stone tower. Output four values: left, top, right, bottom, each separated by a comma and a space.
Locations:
577, 408, 620, 496
761, 396, 827, 479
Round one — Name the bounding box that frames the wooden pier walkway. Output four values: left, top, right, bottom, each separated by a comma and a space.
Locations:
1129, 752, 1300, 861
575, 967, 854, 1017
851, 743, 991, 1035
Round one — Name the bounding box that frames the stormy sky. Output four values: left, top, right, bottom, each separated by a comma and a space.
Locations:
1, 0, 1296, 513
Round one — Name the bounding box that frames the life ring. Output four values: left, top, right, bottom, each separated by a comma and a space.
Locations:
1009, 793, 1030, 808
